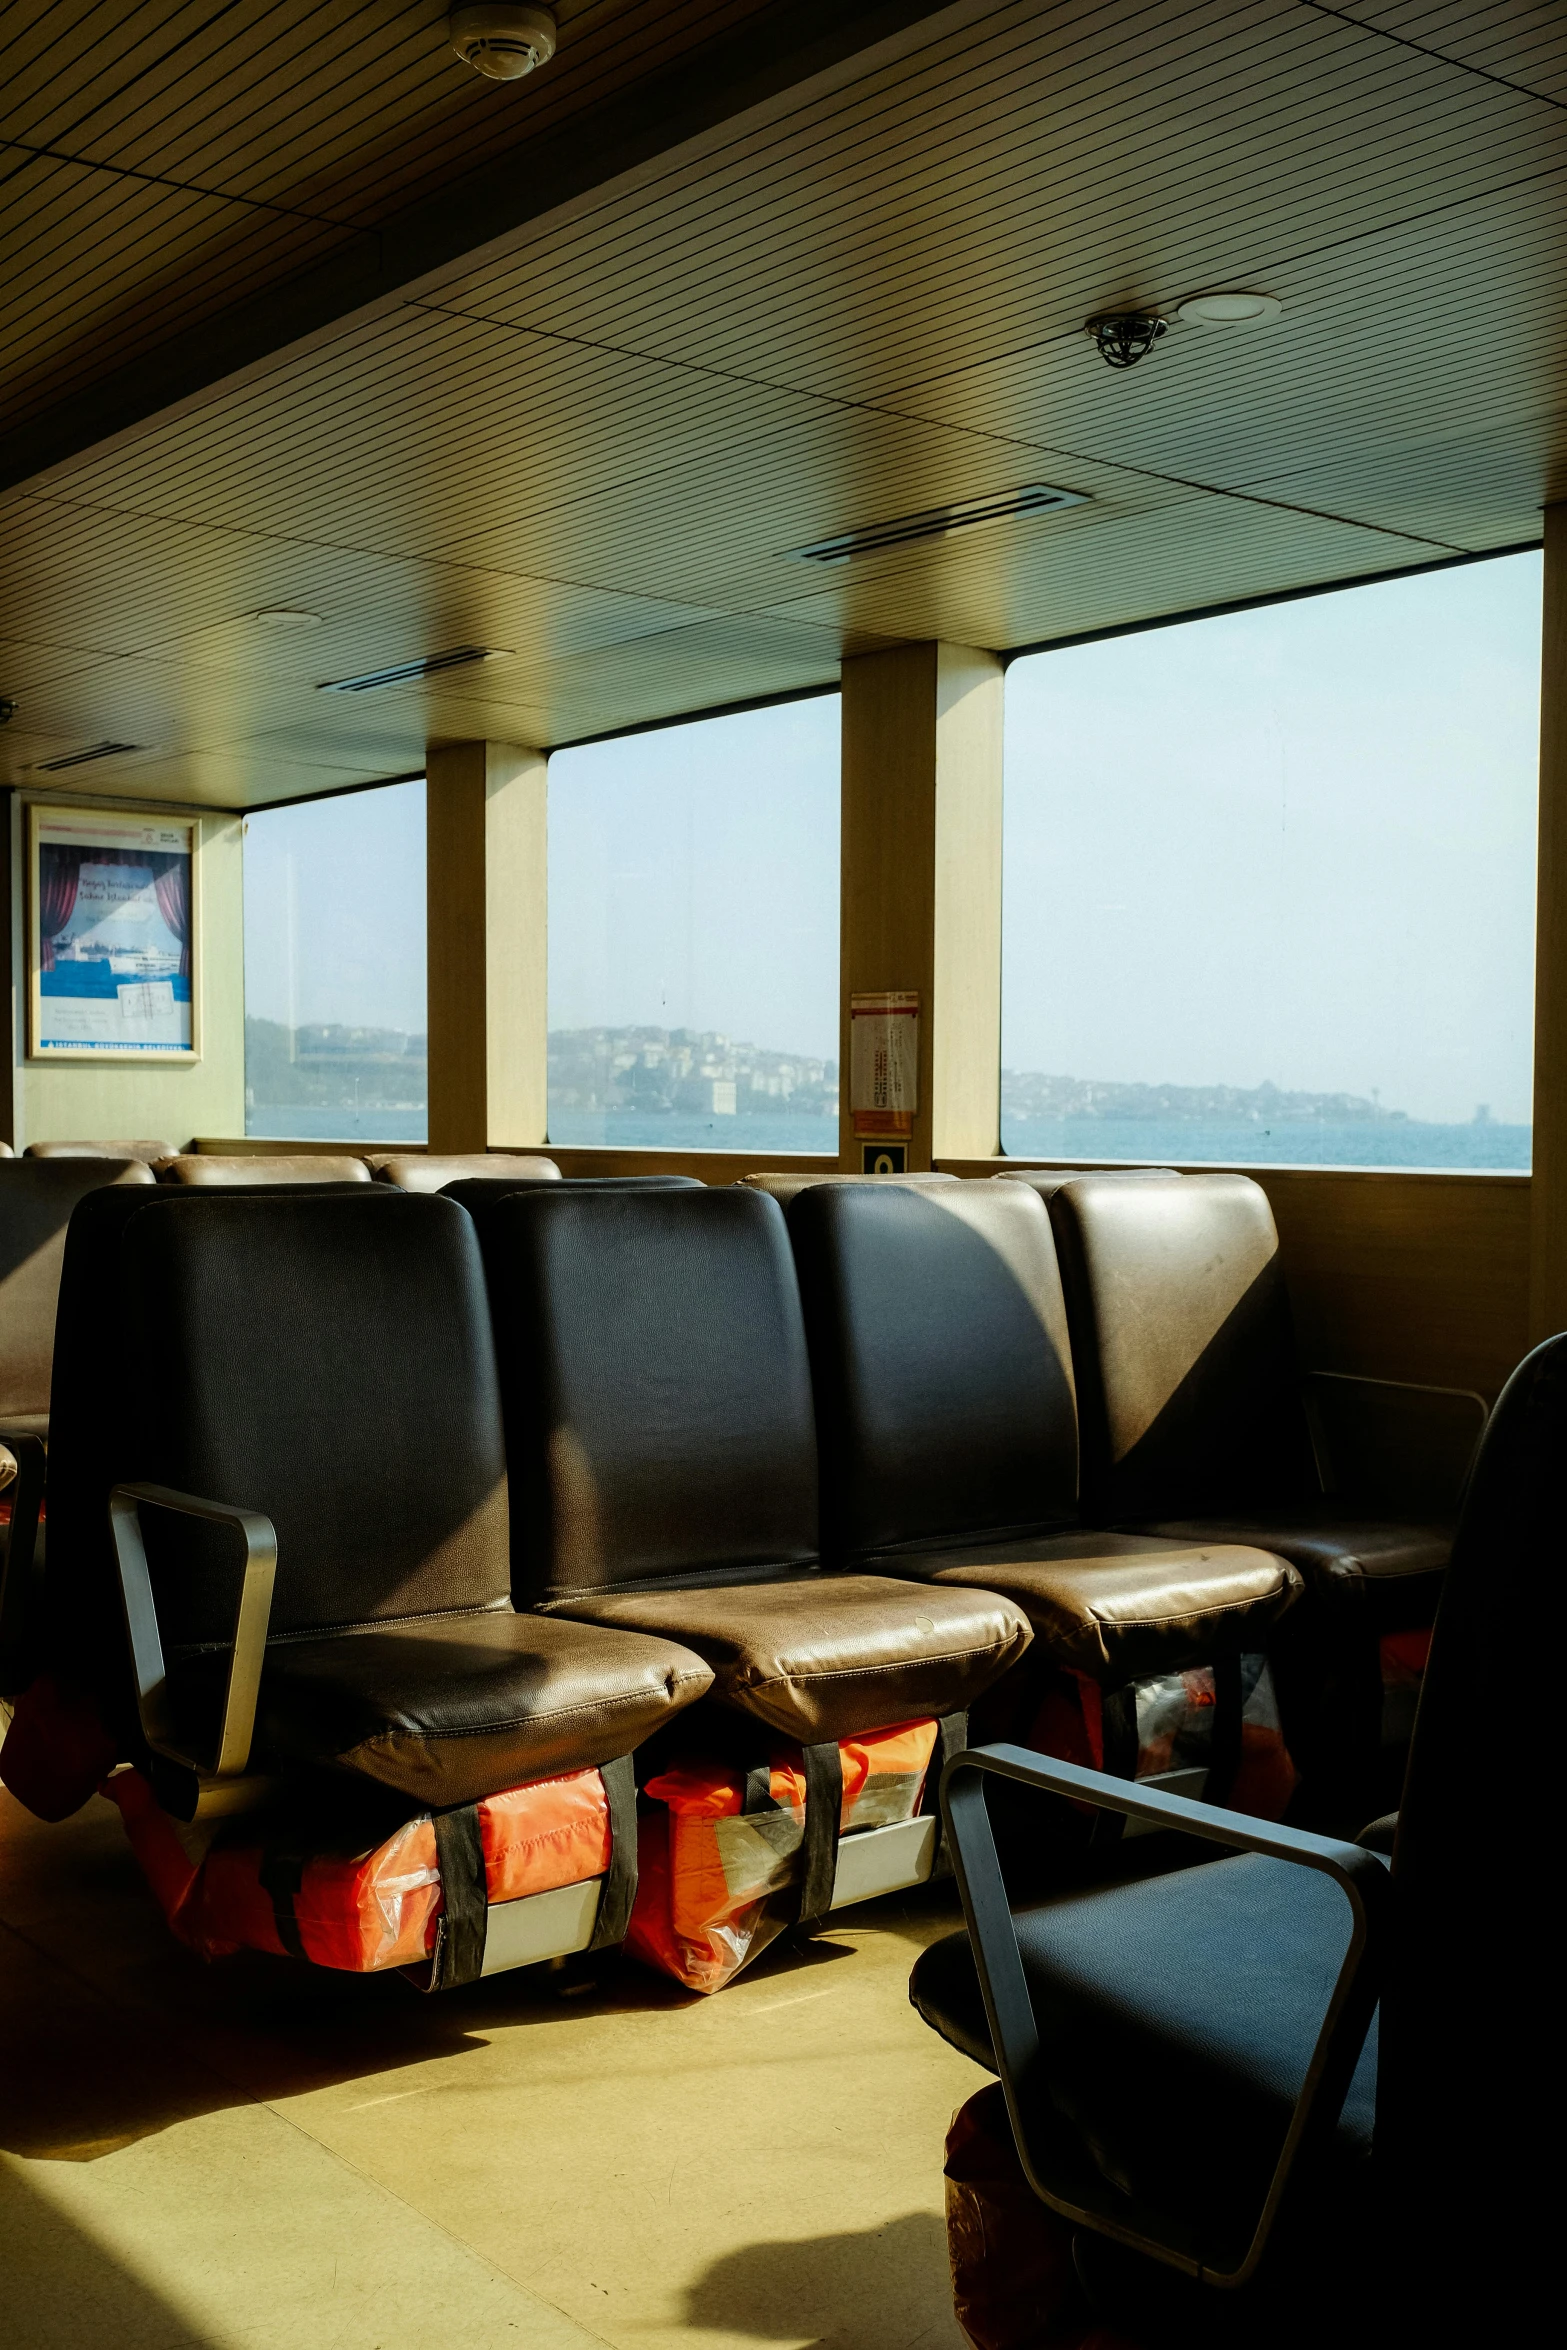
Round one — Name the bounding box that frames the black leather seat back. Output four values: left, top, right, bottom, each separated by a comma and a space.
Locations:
43, 1190, 510, 1707
475, 1186, 818, 1601
0, 1157, 153, 1432
1047, 1173, 1318, 1520
787, 1182, 1078, 1559
443, 1174, 701, 1210
1381, 1333, 1557, 2207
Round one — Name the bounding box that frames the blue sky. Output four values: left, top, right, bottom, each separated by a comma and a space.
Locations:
244, 551, 1540, 1124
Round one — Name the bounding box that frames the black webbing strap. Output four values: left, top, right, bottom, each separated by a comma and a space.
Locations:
1092, 1683, 1140, 1846
793, 1740, 844, 1928
1205, 1652, 1245, 1806
587, 1754, 639, 1951
258, 1844, 307, 1960
430, 1803, 488, 1989
742, 1761, 779, 1815
919, 1710, 969, 1878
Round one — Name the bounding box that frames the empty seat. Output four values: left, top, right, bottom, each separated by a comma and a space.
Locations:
29, 1188, 712, 1814
25, 1139, 176, 1164
471, 1185, 1030, 1745
739, 1169, 958, 1206
786, 1181, 1300, 1691
0, 1156, 155, 1443
158, 1154, 371, 1185
370, 1153, 560, 1191
1046, 1175, 1454, 1625
909, 1331, 1561, 2334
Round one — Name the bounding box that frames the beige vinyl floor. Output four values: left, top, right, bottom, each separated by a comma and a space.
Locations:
0, 1784, 986, 2350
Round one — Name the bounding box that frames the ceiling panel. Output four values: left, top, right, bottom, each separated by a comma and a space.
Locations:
2, 0, 1558, 804
0, 0, 781, 428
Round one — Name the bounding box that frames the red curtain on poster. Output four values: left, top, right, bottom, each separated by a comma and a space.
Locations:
149, 855, 192, 979
37, 849, 81, 972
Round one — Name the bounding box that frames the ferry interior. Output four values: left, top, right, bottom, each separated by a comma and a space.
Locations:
1, 5, 1560, 2346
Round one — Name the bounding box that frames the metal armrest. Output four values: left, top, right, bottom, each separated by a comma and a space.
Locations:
109, 1483, 277, 1779
0, 1428, 48, 1697
940, 1743, 1389, 2290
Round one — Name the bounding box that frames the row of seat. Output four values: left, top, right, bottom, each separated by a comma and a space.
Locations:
5, 1170, 1457, 1841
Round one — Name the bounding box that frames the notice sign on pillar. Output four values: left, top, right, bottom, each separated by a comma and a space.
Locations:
850, 990, 919, 1137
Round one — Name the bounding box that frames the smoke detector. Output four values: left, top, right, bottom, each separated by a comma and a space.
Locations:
449, 5, 556, 79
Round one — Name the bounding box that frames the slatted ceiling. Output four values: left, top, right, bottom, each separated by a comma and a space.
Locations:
0, 0, 782, 429
1332, 3, 1567, 101
1241, 431, 1561, 558
769, 497, 1433, 654
4, 0, 1564, 800
441, 3, 1418, 343
0, 490, 720, 668
892, 193, 1567, 517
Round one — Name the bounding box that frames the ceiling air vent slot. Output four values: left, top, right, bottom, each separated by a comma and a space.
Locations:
36, 740, 144, 771
792, 484, 1087, 565
317, 646, 506, 694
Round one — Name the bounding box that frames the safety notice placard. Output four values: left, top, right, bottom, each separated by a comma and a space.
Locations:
849, 990, 919, 1136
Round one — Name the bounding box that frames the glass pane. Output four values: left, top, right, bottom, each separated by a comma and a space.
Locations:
1003, 554, 1540, 1171
243, 780, 427, 1142
549, 699, 840, 1152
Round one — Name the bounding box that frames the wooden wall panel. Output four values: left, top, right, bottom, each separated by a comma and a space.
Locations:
425, 741, 548, 1152
1532, 501, 1567, 1342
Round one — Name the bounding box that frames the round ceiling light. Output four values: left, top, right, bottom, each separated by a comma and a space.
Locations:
449, 5, 557, 80
1175, 291, 1282, 326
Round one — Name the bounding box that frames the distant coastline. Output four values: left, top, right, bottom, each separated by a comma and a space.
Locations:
245, 1020, 1531, 1170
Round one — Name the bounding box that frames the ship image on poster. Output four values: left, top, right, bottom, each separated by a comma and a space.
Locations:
29, 806, 198, 1059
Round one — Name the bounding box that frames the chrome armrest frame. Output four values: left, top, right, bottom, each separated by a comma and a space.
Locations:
939, 1743, 1389, 2290
109, 1483, 277, 1778
0, 1428, 48, 1697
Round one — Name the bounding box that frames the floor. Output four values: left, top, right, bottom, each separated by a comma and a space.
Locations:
0, 1784, 985, 2350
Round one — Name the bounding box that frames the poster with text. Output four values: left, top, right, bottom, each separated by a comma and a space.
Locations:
29, 806, 199, 1059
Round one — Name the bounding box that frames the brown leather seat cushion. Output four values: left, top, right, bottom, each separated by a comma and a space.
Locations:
548, 1574, 1032, 1742
874, 1531, 1301, 1682
372, 1153, 561, 1192
167, 1608, 714, 1808
1132, 1506, 1450, 1627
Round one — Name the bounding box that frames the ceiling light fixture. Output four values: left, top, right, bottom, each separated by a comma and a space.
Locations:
1085, 311, 1167, 370
317, 647, 511, 694
249, 607, 324, 628
1176, 291, 1282, 326
449, 4, 556, 80
35, 740, 144, 771
793, 483, 1087, 565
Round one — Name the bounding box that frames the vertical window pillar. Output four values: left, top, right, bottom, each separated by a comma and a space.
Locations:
839, 643, 1003, 1168
426, 741, 547, 1152
1533, 507, 1567, 1341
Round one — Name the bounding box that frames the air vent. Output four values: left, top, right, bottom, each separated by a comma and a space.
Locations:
35, 740, 144, 771
792, 484, 1087, 565
317, 647, 508, 694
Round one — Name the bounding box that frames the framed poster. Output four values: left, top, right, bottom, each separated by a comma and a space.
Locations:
27, 804, 200, 1061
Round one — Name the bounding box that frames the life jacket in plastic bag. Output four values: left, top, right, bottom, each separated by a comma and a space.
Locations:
1027, 1655, 1298, 1826
627, 1718, 939, 1995
946, 2084, 1139, 2350
105, 1763, 613, 1972
0, 1673, 119, 1822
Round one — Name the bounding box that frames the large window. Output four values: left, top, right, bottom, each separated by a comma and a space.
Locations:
243, 779, 427, 1141
1002, 554, 1541, 1171
548, 698, 839, 1150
